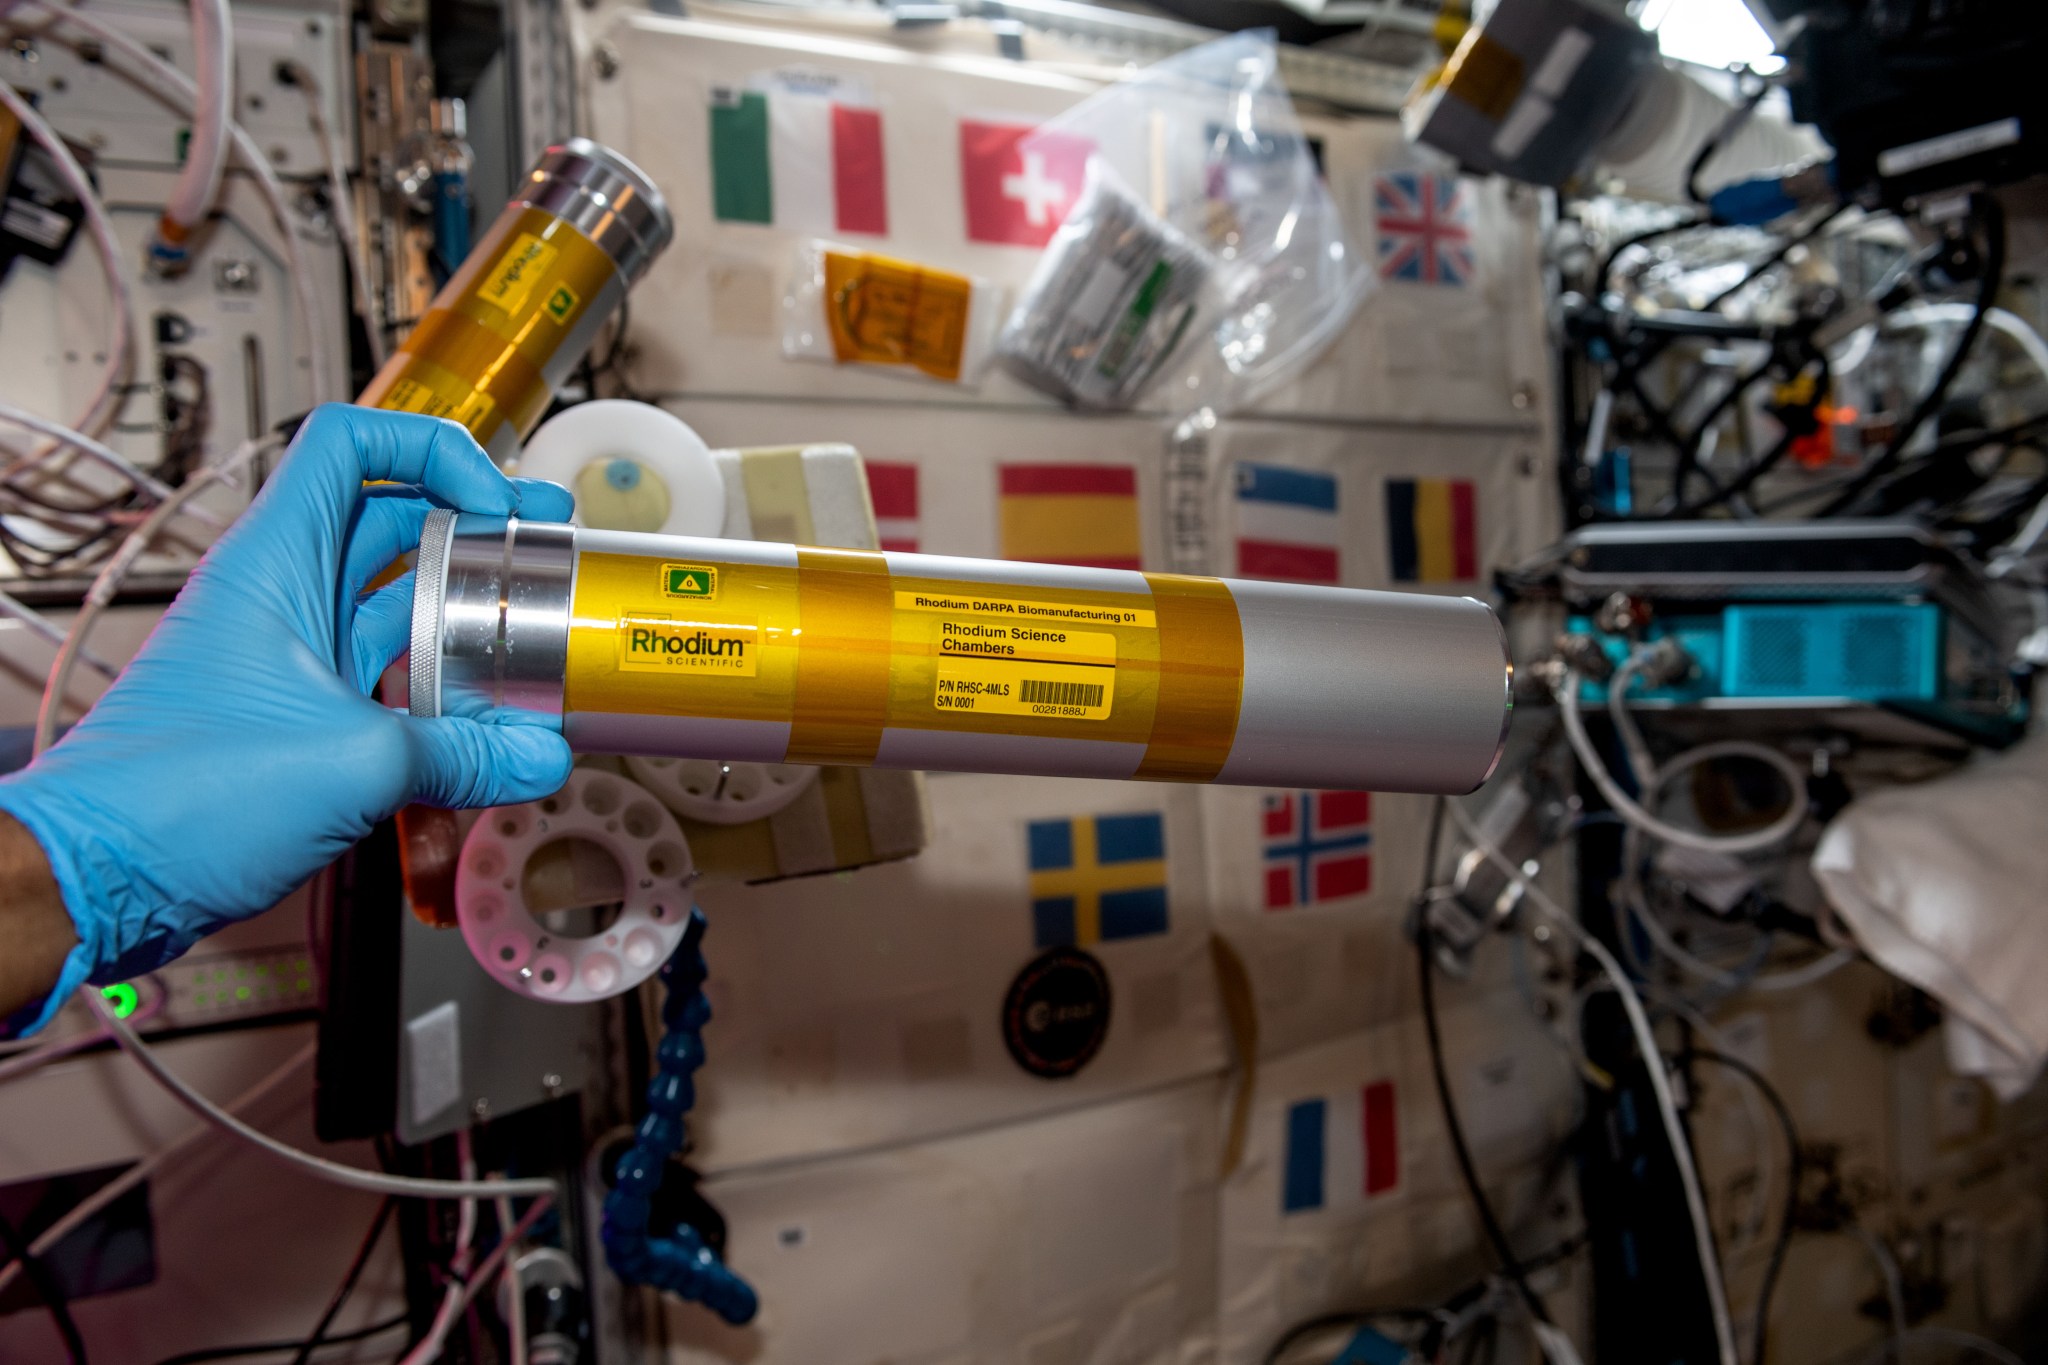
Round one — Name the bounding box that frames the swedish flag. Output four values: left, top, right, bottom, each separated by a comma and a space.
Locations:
1028, 813, 1169, 949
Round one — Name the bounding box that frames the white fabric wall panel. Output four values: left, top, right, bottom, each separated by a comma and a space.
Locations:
1215, 992, 1579, 1365
585, 13, 1100, 409
1246, 117, 1550, 429
1199, 421, 1555, 592
690, 774, 1225, 1172
580, 13, 1549, 430
671, 398, 1172, 568
667, 1079, 1222, 1365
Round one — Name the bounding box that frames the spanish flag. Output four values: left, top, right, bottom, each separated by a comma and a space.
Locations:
1384, 477, 1477, 583
999, 463, 1142, 570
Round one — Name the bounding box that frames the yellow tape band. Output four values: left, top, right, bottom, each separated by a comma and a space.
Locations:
361, 205, 622, 446
564, 550, 1247, 772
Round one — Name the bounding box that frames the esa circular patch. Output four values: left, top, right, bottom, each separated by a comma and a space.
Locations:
1002, 947, 1112, 1079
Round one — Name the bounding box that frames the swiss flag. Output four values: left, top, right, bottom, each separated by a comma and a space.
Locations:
959, 119, 1094, 247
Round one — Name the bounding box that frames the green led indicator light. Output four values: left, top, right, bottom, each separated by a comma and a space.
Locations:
100, 983, 139, 1020
296, 978, 312, 993
235, 986, 251, 1002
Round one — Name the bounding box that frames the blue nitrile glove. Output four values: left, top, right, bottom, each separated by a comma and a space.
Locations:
0, 404, 576, 1032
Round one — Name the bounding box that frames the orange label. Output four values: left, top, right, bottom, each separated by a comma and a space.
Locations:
823, 250, 973, 383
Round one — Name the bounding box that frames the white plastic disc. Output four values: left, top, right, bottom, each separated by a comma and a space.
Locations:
456, 769, 695, 1004
624, 755, 820, 826
512, 400, 725, 538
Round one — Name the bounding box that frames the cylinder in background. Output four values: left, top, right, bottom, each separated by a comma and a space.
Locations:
411, 512, 1512, 795
357, 138, 672, 459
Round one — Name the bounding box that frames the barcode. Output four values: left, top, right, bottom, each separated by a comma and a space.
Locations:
1021, 679, 1104, 708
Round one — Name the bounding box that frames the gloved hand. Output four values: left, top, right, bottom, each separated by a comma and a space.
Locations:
0, 404, 575, 1031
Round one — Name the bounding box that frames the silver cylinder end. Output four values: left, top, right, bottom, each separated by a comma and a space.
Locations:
409, 508, 458, 719
518, 138, 674, 285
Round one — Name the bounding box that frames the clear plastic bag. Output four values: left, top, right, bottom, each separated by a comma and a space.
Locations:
996, 31, 1368, 413
784, 240, 1006, 386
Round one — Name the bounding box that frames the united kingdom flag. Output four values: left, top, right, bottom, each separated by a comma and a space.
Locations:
1372, 171, 1474, 287
1262, 791, 1373, 910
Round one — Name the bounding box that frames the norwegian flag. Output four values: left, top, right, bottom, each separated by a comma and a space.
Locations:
865, 461, 918, 552
1372, 171, 1474, 286
1263, 790, 1372, 910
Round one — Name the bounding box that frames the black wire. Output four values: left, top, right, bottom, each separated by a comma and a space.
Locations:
288, 1197, 395, 1365
1417, 925, 1552, 1325
0, 1208, 89, 1364
1597, 214, 1705, 298
147, 1314, 408, 1365
1689, 77, 1769, 210
1414, 798, 1553, 1327
1819, 193, 2007, 516
1687, 1049, 1802, 1365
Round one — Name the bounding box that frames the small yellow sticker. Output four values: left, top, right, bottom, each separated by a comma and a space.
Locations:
476, 232, 559, 315
662, 564, 719, 599
618, 616, 758, 676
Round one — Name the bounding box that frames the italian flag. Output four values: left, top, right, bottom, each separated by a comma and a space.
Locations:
709, 84, 888, 236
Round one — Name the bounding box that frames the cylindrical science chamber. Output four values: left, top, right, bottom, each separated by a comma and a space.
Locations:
357, 138, 672, 459
410, 512, 1513, 794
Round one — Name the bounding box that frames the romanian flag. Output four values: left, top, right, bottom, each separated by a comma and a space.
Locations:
999, 464, 1142, 571
865, 461, 918, 552
1384, 477, 1478, 583
1282, 1080, 1400, 1214
1028, 812, 1168, 949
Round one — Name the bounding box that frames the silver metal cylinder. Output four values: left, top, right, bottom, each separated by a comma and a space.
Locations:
514, 138, 673, 286
410, 512, 1512, 794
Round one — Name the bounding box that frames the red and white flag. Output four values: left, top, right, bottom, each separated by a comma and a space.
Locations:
865, 461, 919, 552
959, 119, 1094, 247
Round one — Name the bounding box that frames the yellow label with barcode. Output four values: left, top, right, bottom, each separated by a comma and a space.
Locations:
929, 619, 1116, 720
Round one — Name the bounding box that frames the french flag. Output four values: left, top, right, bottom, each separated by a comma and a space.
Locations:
1282, 1080, 1400, 1214
1235, 462, 1340, 585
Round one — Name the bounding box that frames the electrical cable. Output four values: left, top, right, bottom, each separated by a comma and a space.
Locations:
1686, 1049, 1801, 1365
287, 1197, 395, 1365
396, 1196, 554, 1365
0, 1042, 315, 1302
0, 981, 164, 1085
82, 992, 555, 1202
0, 1206, 89, 1364
148, 0, 233, 269
1446, 799, 1739, 1365
279, 60, 385, 371
34, 436, 273, 755
0, 587, 117, 678
1619, 849, 1853, 995
398, 1129, 482, 1365
1417, 911, 1553, 1325
1562, 667, 1808, 856
1819, 194, 2006, 516
12, 0, 335, 405
149, 1314, 408, 1365
496, 1193, 529, 1365
1688, 76, 1769, 210
0, 400, 205, 514
1850, 1223, 1910, 1365
0, 71, 132, 448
